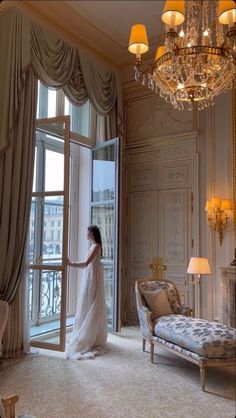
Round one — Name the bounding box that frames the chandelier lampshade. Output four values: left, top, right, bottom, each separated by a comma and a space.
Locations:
218, 0, 236, 25
161, 0, 185, 26
128, 24, 149, 57
128, 0, 236, 111
155, 45, 166, 61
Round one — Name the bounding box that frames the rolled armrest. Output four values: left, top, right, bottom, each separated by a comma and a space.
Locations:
136, 303, 154, 338
176, 304, 193, 316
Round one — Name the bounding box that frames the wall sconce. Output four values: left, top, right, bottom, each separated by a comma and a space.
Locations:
205, 197, 234, 245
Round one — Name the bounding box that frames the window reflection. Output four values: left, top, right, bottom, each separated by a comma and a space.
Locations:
92, 146, 115, 202
42, 197, 64, 263
91, 205, 114, 261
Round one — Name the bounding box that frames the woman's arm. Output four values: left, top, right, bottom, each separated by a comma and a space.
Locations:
68, 244, 100, 268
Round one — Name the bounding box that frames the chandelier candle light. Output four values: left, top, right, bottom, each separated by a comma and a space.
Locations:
128, 0, 236, 110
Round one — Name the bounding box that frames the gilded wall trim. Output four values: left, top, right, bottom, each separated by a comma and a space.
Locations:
233, 83, 236, 240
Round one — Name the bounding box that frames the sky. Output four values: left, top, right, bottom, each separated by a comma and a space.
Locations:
33, 145, 115, 195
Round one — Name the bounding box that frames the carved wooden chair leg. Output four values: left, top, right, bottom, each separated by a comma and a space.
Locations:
200, 364, 206, 391
1, 394, 19, 418
142, 338, 146, 352
150, 342, 154, 363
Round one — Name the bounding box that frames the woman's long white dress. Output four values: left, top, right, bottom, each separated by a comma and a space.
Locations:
66, 244, 108, 359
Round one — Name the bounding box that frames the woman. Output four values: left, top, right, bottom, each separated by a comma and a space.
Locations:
66, 225, 108, 360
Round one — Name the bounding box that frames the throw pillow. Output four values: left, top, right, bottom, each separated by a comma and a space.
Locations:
142, 288, 172, 319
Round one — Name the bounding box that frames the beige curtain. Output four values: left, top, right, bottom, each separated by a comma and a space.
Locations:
0, 67, 37, 357
0, 7, 123, 357
30, 21, 119, 136
0, 8, 30, 153
31, 23, 88, 106
3, 271, 30, 358
96, 106, 118, 143
79, 49, 119, 142
79, 50, 117, 114
0, 67, 37, 303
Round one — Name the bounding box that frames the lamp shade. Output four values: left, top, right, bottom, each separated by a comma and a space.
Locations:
211, 197, 221, 208
187, 257, 211, 275
218, 0, 236, 25
128, 24, 149, 55
162, 0, 185, 26
221, 199, 234, 210
155, 45, 166, 61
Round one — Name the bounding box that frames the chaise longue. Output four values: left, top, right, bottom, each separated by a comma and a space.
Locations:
135, 278, 236, 390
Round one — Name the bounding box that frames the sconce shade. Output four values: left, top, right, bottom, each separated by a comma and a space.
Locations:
187, 257, 211, 275
128, 24, 149, 55
162, 0, 185, 26
205, 200, 212, 211
220, 199, 234, 210
155, 45, 166, 61
218, 0, 236, 25
211, 197, 221, 208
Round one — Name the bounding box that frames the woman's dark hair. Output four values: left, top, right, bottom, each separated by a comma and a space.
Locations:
88, 225, 103, 256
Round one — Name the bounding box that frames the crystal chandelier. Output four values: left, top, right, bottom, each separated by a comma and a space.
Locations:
128, 0, 236, 110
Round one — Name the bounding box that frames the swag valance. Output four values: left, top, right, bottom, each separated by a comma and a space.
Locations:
0, 7, 120, 153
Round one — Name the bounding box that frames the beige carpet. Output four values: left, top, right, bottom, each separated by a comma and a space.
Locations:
0, 327, 235, 418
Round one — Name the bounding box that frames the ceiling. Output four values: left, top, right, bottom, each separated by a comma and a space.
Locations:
1, 0, 165, 68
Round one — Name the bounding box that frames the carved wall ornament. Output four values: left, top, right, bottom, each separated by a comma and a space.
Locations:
162, 167, 187, 187
127, 142, 193, 165
126, 94, 193, 142
163, 190, 187, 265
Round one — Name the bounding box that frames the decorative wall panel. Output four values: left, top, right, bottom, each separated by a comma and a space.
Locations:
124, 157, 193, 322
159, 189, 188, 267
126, 95, 193, 142
127, 143, 193, 165
128, 166, 155, 191
158, 159, 192, 189
123, 92, 196, 323
130, 192, 153, 263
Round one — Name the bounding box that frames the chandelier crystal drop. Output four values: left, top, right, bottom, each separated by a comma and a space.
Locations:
128, 0, 236, 110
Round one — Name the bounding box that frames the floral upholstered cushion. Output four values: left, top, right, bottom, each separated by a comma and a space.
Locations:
140, 281, 183, 314
154, 315, 236, 359
141, 289, 172, 319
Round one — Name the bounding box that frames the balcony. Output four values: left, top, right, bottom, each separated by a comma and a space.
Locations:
29, 261, 113, 338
